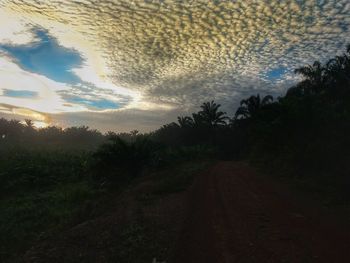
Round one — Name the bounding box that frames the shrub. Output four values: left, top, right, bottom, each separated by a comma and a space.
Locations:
92, 136, 162, 184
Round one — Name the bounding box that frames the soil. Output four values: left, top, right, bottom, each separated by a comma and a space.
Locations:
173, 161, 350, 263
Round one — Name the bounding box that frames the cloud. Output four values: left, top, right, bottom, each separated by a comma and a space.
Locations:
0, 8, 35, 45
51, 109, 179, 133
0, 1, 350, 131
0, 54, 78, 113
0, 28, 84, 84
0, 103, 51, 123
0, 27, 136, 113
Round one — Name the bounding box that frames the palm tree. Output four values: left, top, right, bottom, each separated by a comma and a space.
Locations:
24, 119, 34, 129
130, 130, 139, 137
325, 51, 350, 89
235, 94, 273, 120
191, 112, 205, 127
294, 61, 325, 93
198, 101, 228, 127
177, 116, 194, 128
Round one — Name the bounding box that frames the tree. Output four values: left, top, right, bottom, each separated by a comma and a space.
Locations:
93, 136, 160, 180
197, 101, 228, 127
177, 116, 194, 128
325, 53, 350, 89
235, 94, 273, 120
24, 119, 34, 129
130, 130, 139, 137
294, 61, 325, 94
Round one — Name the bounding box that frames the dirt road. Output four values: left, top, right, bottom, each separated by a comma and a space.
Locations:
174, 162, 350, 263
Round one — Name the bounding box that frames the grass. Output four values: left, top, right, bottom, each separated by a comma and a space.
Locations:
0, 182, 99, 262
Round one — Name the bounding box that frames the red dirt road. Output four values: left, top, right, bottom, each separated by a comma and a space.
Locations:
174, 162, 350, 263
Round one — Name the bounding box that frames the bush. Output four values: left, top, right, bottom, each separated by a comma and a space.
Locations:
92, 136, 162, 184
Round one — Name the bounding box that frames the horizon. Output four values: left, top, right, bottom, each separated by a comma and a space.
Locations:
1, 1, 350, 132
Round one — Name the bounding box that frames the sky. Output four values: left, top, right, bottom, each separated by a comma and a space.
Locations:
0, 0, 350, 132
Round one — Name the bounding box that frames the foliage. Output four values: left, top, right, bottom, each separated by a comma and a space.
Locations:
0, 149, 97, 262
0, 150, 90, 195
0, 121, 105, 151
92, 136, 163, 184
234, 94, 273, 120
198, 100, 228, 126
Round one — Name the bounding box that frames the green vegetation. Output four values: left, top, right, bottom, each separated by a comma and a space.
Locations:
92, 135, 162, 183
1, 44, 350, 261
0, 150, 97, 262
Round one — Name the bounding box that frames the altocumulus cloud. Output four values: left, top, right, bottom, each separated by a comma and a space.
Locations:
0, 0, 350, 131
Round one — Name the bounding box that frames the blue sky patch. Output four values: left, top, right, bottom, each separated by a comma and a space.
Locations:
0, 28, 84, 84
2, 89, 38, 98
66, 97, 120, 110
266, 67, 287, 80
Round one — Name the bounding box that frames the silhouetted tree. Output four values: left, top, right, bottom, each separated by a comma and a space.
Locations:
294, 61, 325, 94
93, 136, 160, 182
235, 94, 273, 120
177, 116, 194, 128
198, 101, 228, 127
130, 130, 139, 137
324, 48, 350, 92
